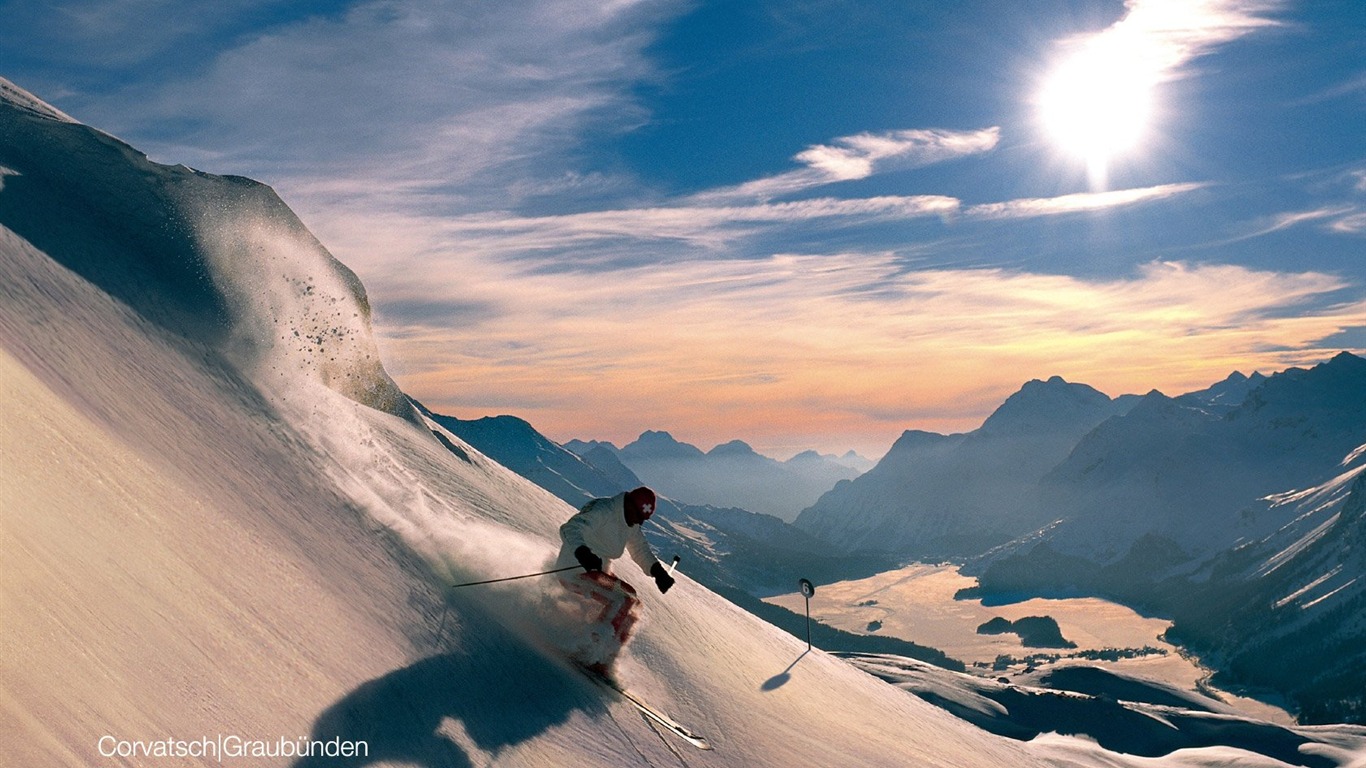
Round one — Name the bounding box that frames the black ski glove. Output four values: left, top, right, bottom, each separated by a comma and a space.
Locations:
650, 561, 675, 594
574, 545, 603, 573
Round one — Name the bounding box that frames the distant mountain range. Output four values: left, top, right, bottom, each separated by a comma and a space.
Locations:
793, 352, 1366, 722
796, 355, 1365, 566
564, 431, 870, 522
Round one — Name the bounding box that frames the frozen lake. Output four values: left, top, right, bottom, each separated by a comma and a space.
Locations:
765, 562, 1293, 724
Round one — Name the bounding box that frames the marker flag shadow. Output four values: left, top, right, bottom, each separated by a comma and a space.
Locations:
761, 649, 811, 692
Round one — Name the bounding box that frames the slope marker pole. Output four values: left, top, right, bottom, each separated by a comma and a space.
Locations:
799, 578, 816, 651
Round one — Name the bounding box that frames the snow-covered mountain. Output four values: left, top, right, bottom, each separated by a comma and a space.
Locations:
796, 377, 1133, 556
568, 430, 862, 522
424, 410, 635, 504
795, 357, 1363, 573
849, 654, 1346, 763
1178, 370, 1269, 414
1163, 452, 1366, 724
984, 353, 1366, 573
6, 76, 1365, 766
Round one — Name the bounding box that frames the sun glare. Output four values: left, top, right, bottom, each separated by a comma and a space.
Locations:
1039, 38, 1157, 189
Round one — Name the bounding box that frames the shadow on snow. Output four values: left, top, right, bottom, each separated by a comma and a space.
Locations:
294, 606, 601, 768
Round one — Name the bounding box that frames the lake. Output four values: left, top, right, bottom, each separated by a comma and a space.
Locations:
764, 562, 1293, 724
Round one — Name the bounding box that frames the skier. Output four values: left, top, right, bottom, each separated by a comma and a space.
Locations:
556, 486, 675, 674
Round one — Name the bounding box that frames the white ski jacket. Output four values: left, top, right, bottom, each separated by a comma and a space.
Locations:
557, 492, 660, 575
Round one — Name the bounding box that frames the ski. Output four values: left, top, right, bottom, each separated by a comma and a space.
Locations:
579, 668, 713, 751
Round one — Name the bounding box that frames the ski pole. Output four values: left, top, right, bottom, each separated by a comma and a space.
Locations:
450, 565, 580, 590
666, 555, 681, 576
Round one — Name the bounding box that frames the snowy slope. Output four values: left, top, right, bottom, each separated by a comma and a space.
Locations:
5, 76, 1365, 768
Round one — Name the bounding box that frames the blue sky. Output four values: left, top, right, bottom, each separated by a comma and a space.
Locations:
3, 0, 1363, 458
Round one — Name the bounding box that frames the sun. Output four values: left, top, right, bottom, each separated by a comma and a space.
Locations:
1038, 38, 1157, 189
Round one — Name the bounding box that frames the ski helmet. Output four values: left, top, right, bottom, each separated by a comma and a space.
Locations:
626, 486, 656, 520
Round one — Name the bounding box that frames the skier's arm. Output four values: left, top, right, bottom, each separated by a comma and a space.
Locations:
559, 512, 589, 551
626, 525, 659, 576
561, 499, 606, 571
630, 529, 675, 593
559, 498, 600, 550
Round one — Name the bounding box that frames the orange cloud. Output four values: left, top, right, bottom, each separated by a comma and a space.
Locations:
332, 228, 1366, 457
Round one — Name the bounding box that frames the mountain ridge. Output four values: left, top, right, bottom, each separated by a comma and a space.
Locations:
569, 429, 864, 521
795, 375, 1133, 556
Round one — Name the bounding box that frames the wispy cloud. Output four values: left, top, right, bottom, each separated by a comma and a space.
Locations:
376, 179, 1207, 263
1292, 71, 1366, 106
697, 128, 1001, 202
1060, 0, 1282, 82
1331, 212, 1366, 235
966, 182, 1206, 220
1267, 206, 1357, 233
434, 195, 962, 255
1225, 205, 1366, 241
0, 0, 283, 71
90, 0, 679, 213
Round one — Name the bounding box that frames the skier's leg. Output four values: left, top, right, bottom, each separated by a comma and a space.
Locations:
610, 580, 641, 643
557, 572, 616, 665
